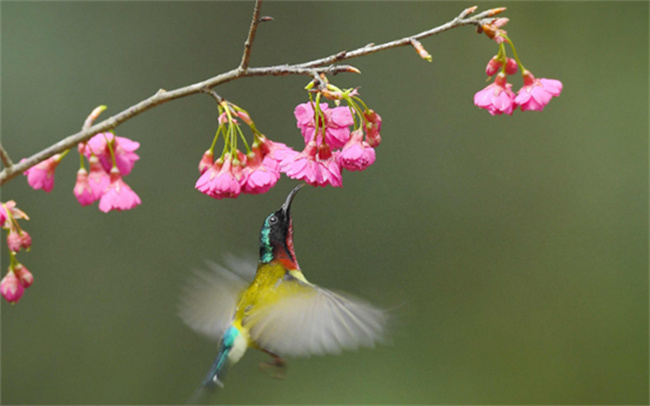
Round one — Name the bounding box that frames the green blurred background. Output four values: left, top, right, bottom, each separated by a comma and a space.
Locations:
1, 1, 647, 404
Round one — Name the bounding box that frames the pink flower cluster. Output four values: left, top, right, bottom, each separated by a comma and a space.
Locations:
475, 54, 562, 116
23, 131, 141, 212
1, 201, 33, 303
77, 133, 141, 212
279, 102, 380, 187
195, 98, 382, 198
196, 136, 291, 199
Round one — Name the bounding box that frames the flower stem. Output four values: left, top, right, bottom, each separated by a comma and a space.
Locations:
103, 133, 119, 169
79, 151, 86, 170
503, 35, 526, 73
236, 125, 251, 154
9, 251, 19, 268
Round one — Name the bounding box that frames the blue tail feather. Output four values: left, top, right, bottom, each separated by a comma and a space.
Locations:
186, 326, 240, 404
201, 344, 230, 388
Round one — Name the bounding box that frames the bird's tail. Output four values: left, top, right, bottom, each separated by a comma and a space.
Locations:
187, 326, 245, 404
201, 342, 230, 389
186, 343, 230, 404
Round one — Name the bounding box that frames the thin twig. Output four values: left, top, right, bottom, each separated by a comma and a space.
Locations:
297, 7, 500, 68
239, 0, 264, 71
0, 143, 14, 168
0, 6, 500, 186
202, 88, 224, 104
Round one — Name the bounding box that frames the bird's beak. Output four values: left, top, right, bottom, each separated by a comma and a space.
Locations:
281, 183, 304, 215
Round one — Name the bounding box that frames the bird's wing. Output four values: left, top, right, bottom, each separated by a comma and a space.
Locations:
178, 260, 252, 341
246, 277, 388, 357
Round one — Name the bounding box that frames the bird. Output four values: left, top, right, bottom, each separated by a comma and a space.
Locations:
179, 183, 388, 394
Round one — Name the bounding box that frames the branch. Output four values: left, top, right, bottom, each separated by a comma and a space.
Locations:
296, 7, 502, 68
239, 0, 264, 71
0, 143, 14, 168
0, 5, 502, 186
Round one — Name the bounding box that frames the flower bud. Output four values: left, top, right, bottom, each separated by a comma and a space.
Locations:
235, 110, 253, 126
198, 150, 214, 175
1, 271, 24, 303
13, 264, 33, 288
485, 57, 502, 76
363, 109, 382, 147
20, 231, 31, 251
504, 58, 518, 75
7, 229, 21, 252
74, 168, 96, 206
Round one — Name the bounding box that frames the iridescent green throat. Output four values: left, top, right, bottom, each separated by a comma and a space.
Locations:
259, 217, 273, 264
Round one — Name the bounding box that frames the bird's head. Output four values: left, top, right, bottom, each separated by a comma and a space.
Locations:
259, 184, 304, 268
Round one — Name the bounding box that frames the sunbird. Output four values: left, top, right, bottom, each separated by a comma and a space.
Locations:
180, 184, 387, 391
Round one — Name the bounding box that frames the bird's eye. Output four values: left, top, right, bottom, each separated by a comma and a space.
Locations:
268, 215, 278, 224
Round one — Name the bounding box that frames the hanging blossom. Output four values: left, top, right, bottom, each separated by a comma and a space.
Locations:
474, 72, 516, 116
514, 70, 563, 112
1, 263, 34, 304
98, 167, 142, 212
474, 18, 563, 115
280, 83, 382, 188
194, 102, 293, 199
281, 141, 342, 187
20, 106, 141, 212
80, 132, 140, 175
1, 201, 34, 304
72, 112, 141, 211
194, 90, 382, 198
23, 154, 64, 193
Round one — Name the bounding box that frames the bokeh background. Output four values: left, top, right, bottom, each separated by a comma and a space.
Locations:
1, 1, 647, 404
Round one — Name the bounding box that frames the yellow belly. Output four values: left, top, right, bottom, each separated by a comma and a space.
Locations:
232, 262, 310, 346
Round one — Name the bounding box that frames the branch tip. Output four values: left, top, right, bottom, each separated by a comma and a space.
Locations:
459, 6, 478, 19
487, 7, 507, 17
410, 38, 433, 62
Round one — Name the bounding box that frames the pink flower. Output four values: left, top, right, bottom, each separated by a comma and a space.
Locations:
195, 154, 242, 199
83, 133, 140, 175
74, 168, 96, 206
98, 167, 142, 212
363, 109, 382, 147
7, 229, 21, 252
0, 204, 7, 228
294, 102, 354, 149
2, 201, 29, 222
280, 141, 342, 187
474, 72, 516, 116
257, 136, 295, 164
1, 271, 24, 303
514, 70, 563, 112
198, 150, 214, 174
23, 155, 61, 192
13, 264, 33, 288
242, 155, 281, 195
339, 130, 376, 172
87, 155, 110, 200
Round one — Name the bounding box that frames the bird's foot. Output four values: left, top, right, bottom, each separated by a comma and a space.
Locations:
259, 354, 286, 380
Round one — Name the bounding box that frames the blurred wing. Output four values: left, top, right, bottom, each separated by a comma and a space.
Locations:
178, 260, 252, 341
222, 254, 258, 281
247, 279, 388, 357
